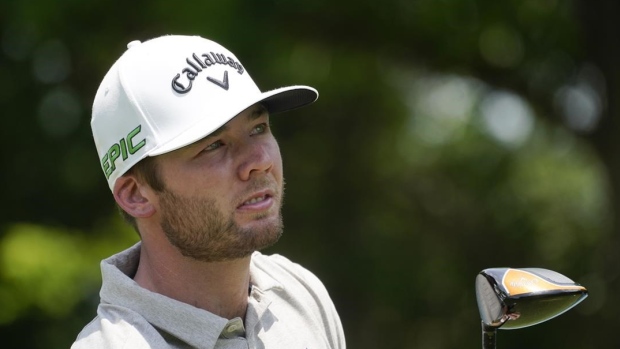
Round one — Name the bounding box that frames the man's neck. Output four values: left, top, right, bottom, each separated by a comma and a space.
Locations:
134, 237, 252, 320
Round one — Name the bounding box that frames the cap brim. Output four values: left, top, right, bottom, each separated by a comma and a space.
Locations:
261, 85, 318, 114
149, 85, 318, 156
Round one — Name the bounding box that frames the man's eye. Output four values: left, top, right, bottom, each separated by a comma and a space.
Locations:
204, 140, 224, 151
252, 123, 268, 135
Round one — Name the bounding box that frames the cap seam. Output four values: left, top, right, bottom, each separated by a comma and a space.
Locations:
117, 56, 161, 146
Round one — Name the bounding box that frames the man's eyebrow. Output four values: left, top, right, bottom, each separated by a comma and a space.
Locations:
249, 104, 268, 120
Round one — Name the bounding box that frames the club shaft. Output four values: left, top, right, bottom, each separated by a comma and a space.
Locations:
482, 322, 497, 349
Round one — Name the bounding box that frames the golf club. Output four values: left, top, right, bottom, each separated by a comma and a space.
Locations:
475, 267, 588, 349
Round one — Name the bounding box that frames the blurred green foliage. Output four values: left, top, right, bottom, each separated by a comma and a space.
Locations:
0, 220, 137, 324
1, 0, 618, 348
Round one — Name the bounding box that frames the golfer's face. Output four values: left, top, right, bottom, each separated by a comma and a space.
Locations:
159, 103, 283, 225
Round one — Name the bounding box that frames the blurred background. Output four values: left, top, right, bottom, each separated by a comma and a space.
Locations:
0, 0, 618, 348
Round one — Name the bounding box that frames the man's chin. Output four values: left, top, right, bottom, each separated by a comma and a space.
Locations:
242, 219, 283, 240
241, 215, 283, 245
236, 208, 281, 227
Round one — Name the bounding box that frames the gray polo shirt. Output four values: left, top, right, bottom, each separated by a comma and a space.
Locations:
72, 243, 345, 349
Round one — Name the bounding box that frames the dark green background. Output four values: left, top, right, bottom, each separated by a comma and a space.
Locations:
1, 0, 618, 348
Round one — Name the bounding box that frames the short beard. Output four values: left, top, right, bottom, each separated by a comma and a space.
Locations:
157, 182, 284, 262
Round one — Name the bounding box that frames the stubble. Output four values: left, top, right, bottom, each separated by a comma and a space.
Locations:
158, 179, 284, 262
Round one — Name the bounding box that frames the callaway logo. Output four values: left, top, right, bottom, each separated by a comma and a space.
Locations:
171, 52, 244, 94
208, 71, 229, 90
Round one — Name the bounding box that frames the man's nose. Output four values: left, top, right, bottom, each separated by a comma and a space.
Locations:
237, 143, 274, 181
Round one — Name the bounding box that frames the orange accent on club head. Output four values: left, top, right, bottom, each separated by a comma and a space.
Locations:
502, 269, 586, 296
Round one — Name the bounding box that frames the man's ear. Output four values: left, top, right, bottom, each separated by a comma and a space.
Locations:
113, 174, 156, 219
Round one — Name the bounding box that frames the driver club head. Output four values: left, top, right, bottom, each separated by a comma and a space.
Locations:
476, 267, 588, 330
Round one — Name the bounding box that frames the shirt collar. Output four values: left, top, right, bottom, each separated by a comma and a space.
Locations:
249, 251, 284, 293
99, 244, 285, 349
100, 242, 226, 349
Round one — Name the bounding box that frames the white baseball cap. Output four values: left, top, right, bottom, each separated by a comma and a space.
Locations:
92, 34, 318, 190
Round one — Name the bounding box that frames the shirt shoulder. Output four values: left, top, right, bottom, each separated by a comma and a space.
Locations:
250, 253, 346, 349
252, 252, 324, 287
71, 306, 168, 349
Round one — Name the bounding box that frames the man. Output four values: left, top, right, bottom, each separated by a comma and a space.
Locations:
72, 35, 345, 349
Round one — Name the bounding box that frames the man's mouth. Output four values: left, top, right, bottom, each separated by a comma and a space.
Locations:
238, 191, 274, 209
242, 194, 269, 206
